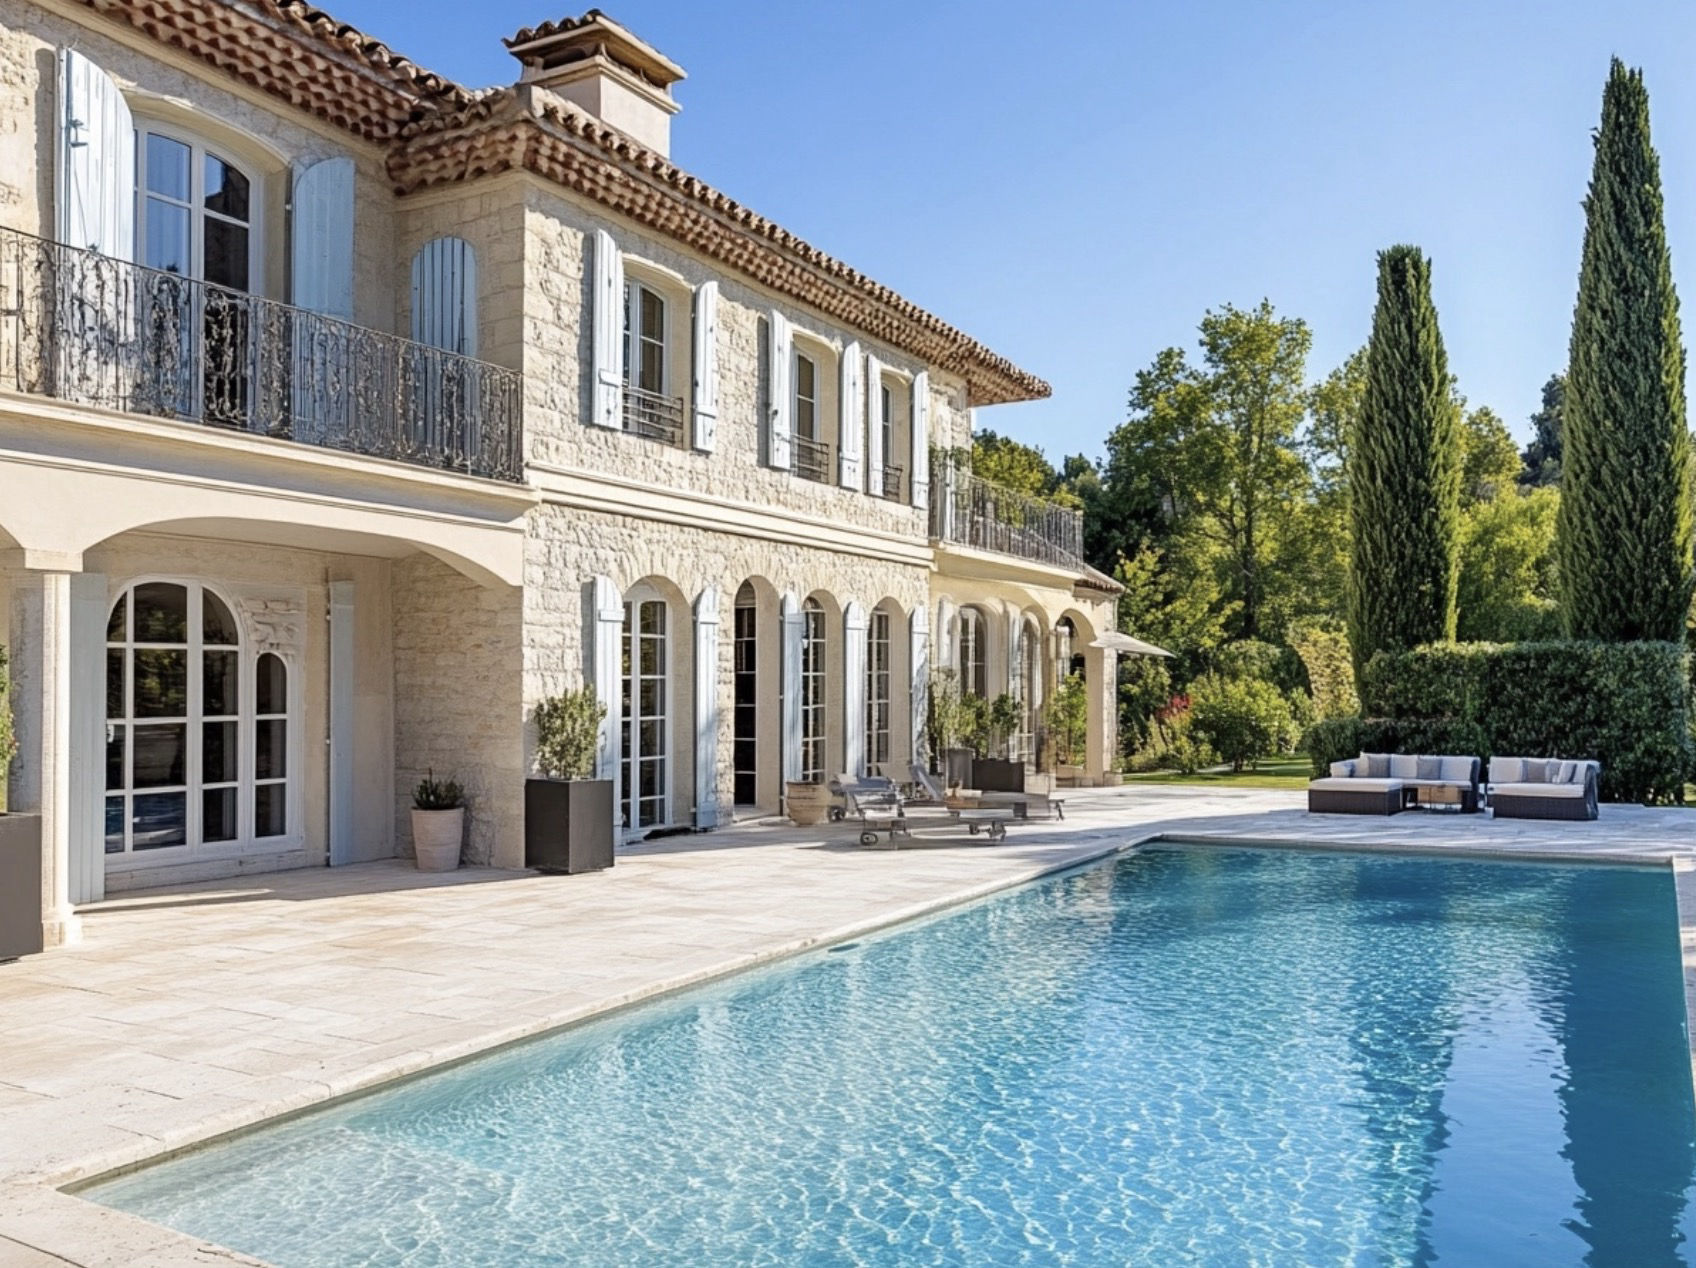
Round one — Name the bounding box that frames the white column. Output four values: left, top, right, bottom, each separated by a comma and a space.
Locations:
328, 580, 355, 865
779, 591, 802, 792
692, 586, 720, 829
842, 601, 868, 778
12, 570, 79, 947
909, 603, 930, 770
1085, 643, 1113, 783
66, 573, 106, 904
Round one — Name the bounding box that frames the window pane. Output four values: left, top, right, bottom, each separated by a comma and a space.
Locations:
203, 155, 249, 221
640, 718, 663, 756
106, 593, 127, 643
639, 679, 664, 719
254, 783, 286, 837
256, 653, 286, 715
641, 602, 665, 637
132, 724, 186, 788
107, 648, 125, 718
203, 787, 238, 844
796, 396, 815, 441
133, 583, 188, 643
639, 635, 662, 677
640, 288, 664, 342
796, 355, 814, 398
132, 649, 187, 717
640, 338, 664, 394
203, 720, 238, 784
145, 134, 190, 200
105, 724, 126, 791
132, 791, 187, 850
203, 650, 238, 717
105, 797, 126, 854
143, 198, 191, 275
255, 719, 287, 780
203, 592, 239, 645
204, 217, 249, 291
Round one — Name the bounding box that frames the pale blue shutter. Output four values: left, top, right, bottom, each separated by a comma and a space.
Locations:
57, 49, 134, 258
693, 586, 720, 827
838, 341, 863, 489
767, 311, 793, 468
910, 369, 930, 509
865, 353, 885, 495
909, 603, 930, 768
591, 229, 624, 429
843, 600, 868, 777
691, 280, 719, 451
292, 158, 355, 320
410, 236, 477, 355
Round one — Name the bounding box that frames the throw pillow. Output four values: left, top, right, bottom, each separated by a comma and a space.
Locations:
1329, 760, 1356, 779
1490, 757, 1523, 784
1439, 756, 1474, 783
1361, 752, 1391, 779
1523, 760, 1550, 784
1416, 756, 1443, 780
1389, 754, 1419, 780
1556, 760, 1581, 784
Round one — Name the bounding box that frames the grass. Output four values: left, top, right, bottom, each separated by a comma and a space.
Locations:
1123, 754, 1313, 790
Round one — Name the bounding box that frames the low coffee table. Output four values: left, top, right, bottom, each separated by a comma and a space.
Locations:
1416, 784, 1467, 813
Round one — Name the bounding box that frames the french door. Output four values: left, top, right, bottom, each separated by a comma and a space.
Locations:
621, 593, 670, 831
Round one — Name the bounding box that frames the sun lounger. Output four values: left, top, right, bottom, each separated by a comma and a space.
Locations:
907, 764, 1064, 820
839, 773, 1016, 847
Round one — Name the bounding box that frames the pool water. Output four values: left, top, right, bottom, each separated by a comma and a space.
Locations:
86, 846, 1696, 1266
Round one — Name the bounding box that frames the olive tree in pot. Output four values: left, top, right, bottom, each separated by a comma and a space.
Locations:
972, 693, 1027, 793
1046, 672, 1089, 785
926, 668, 975, 791
0, 645, 42, 960
411, 770, 464, 871
527, 688, 614, 873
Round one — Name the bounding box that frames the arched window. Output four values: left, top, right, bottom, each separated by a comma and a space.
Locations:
105, 580, 272, 857
800, 597, 827, 782
1013, 619, 1041, 763
135, 129, 255, 290
622, 588, 670, 831
958, 606, 988, 699
1056, 617, 1079, 682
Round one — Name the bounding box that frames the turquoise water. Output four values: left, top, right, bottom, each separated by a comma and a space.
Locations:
87, 846, 1696, 1266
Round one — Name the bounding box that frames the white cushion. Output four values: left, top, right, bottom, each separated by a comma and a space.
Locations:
1309, 777, 1402, 792
1490, 757, 1526, 783
1493, 781, 1586, 799
1329, 760, 1357, 778
1438, 756, 1474, 782
1388, 754, 1419, 779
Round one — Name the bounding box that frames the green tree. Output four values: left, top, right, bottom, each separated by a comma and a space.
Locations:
1519, 373, 1566, 488
1458, 406, 1519, 506
1456, 487, 1562, 642
1557, 60, 1693, 641
1347, 245, 1462, 676
1187, 673, 1294, 771
969, 430, 1079, 506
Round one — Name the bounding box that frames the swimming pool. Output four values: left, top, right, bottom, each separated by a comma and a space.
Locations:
85, 845, 1696, 1266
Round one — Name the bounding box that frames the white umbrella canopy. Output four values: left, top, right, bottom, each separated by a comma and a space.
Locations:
1089, 632, 1175, 658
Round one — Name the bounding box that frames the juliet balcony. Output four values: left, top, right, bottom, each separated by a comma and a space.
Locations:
0, 227, 524, 482
929, 451, 1084, 570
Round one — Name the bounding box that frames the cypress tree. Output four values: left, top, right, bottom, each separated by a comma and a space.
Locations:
1557, 59, 1692, 641
1347, 245, 1462, 680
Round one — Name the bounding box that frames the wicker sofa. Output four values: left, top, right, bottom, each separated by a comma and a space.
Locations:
1487, 757, 1601, 821
1308, 753, 1483, 816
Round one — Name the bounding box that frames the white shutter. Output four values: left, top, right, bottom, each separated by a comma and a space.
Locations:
591, 228, 624, 429
691, 280, 719, 452
291, 158, 355, 320
935, 597, 956, 670
590, 577, 625, 824
67, 573, 107, 905
909, 603, 930, 770
57, 49, 134, 259
838, 340, 863, 489
865, 353, 885, 496
780, 591, 802, 789
410, 236, 477, 355
693, 586, 720, 828
767, 310, 793, 469
910, 369, 930, 510
843, 601, 868, 777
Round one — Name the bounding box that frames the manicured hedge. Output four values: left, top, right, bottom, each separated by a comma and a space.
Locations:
1320, 641, 1693, 804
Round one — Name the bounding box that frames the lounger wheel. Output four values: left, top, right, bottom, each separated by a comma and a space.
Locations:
859, 831, 879, 847
989, 822, 1007, 841
829, 806, 845, 822
967, 823, 980, 835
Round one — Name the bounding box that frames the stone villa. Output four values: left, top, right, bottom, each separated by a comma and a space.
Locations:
0, 0, 1121, 949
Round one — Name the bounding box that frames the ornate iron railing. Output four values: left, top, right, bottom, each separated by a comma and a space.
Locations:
622, 384, 685, 446
880, 463, 904, 501
929, 451, 1084, 568
0, 226, 524, 481
794, 434, 832, 484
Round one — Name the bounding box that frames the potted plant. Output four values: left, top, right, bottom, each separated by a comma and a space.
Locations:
527, 688, 615, 873
1046, 672, 1089, 786
926, 668, 975, 791
0, 644, 41, 960
784, 776, 831, 826
972, 693, 1027, 793
410, 770, 465, 871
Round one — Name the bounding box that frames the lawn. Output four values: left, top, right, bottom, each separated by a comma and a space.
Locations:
1124, 755, 1312, 790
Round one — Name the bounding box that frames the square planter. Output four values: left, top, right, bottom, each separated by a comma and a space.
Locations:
0, 814, 43, 961
526, 778, 615, 873
971, 758, 1026, 793
942, 748, 975, 792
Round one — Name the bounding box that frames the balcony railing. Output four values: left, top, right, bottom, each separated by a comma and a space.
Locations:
0, 227, 523, 481
794, 434, 832, 484
880, 463, 903, 501
929, 451, 1084, 568
621, 383, 685, 446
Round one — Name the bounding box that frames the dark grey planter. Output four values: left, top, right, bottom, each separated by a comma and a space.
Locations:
0, 814, 43, 961
942, 748, 975, 790
525, 778, 615, 873
972, 758, 1026, 793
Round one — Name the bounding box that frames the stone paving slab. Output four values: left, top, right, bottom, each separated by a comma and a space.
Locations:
0, 786, 1691, 1266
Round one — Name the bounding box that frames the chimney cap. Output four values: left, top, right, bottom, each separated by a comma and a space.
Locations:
504, 10, 686, 89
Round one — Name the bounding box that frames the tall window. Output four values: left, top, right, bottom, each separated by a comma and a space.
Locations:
800, 597, 826, 783
622, 593, 670, 831
1013, 620, 1040, 764
622, 282, 666, 396
733, 585, 758, 805
105, 580, 287, 858
866, 609, 891, 768
794, 353, 818, 442
136, 131, 252, 289
959, 606, 988, 699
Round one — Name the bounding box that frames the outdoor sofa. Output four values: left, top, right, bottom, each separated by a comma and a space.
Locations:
1487, 757, 1601, 821
1307, 753, 1483, 816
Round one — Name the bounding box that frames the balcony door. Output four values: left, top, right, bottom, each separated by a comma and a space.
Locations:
133, 129, 258, 426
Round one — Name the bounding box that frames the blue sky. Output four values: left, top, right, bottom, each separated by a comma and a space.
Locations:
334, 0, 1696, 462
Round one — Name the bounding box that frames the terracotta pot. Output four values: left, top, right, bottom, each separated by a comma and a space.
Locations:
411, 807, 464, 871
785, 781, 830, 826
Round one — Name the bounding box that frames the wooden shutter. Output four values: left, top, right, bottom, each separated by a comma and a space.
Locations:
591, 228, 624, 429
935, 597, 956, 670
410, 236, 477, 355
590, 577, 625, 815
910, 370, 931, 509
691, 280, 719, 451
838, 340, 863, 489
780, 591, 802, 789
843, 601, 868, 777
291, 158, 355, 320
909, 603, 930, 768
865, 353, 885, 495
57, 49, 134, 259
692, 586, 721, 828
767, 310, 793, 468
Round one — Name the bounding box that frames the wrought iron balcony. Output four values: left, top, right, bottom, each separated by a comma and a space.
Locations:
622, 383, 685, 446
929, 451, 1084, 569
880, 463, 904, 501
794, 434, 832, 484
0, 226, 524, 481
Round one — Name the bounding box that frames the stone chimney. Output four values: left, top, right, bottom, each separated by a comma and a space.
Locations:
504, 11, 685, 157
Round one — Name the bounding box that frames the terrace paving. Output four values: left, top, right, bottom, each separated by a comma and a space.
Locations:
0, 785, 1691, 1266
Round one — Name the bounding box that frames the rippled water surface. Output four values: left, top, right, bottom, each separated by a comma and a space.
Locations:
87, 846, 1696, 1266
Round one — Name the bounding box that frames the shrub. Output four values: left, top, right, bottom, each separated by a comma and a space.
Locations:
1046, 673, 1088, 766
1358, 640, 1692, 803
1188, 673, 1294, 772
413, 769, 464, 811
926, 668, 970, 756
984, 693, 1022, 758
533, 687, 606, 780
1287, 620, 1359, 721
